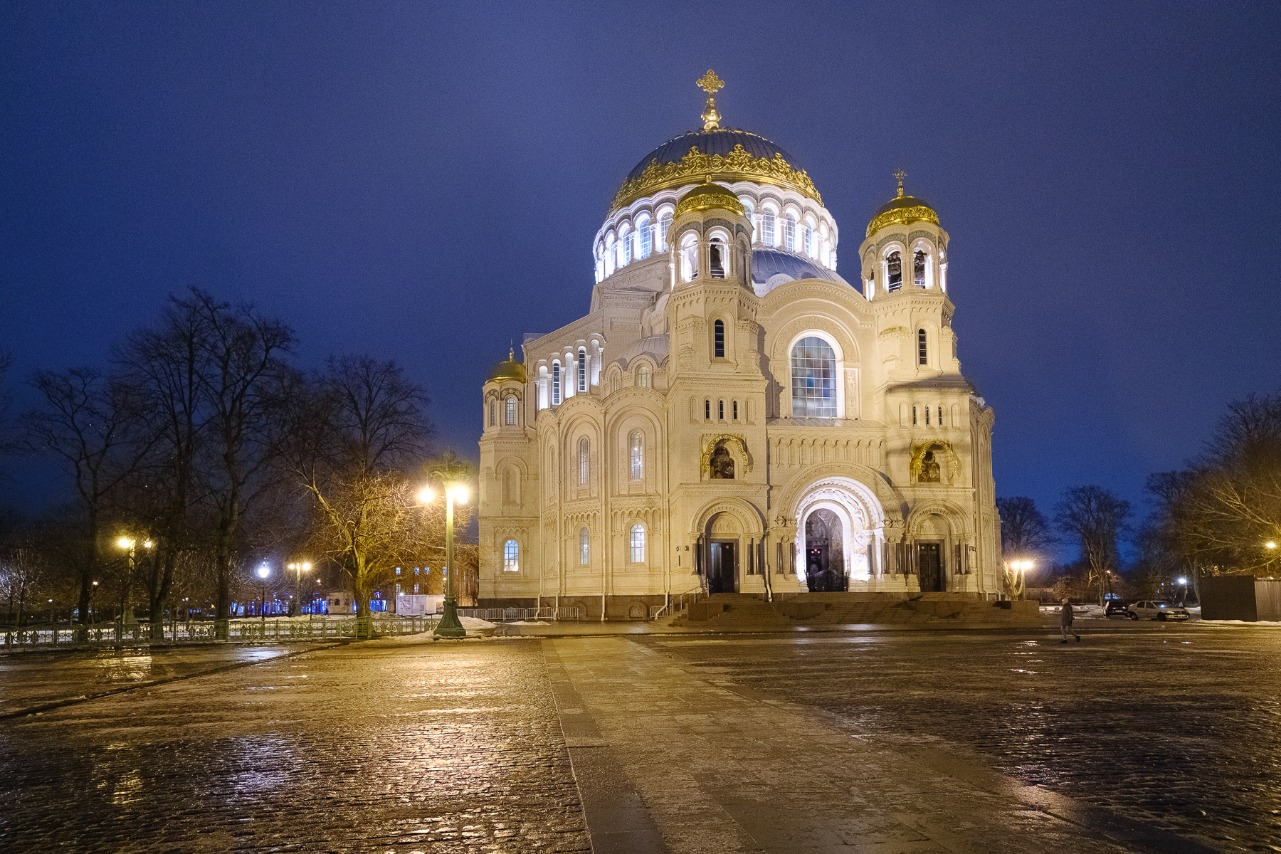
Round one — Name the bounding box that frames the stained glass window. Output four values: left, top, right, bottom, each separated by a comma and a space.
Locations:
791, 336, 837, 417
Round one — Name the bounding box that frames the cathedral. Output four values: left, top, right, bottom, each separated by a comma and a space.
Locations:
478, 72, 1001, 619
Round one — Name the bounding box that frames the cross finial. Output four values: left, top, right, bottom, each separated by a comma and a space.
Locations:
697, 69, 725, 131
893, 168, 907, 198
697, 69, 724, 96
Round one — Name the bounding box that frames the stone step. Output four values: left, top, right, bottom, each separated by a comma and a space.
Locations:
678, 594, 1039, 628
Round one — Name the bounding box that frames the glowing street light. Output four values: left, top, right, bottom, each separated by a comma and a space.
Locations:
419, 478, 470, 638
1005, 558, 1034, 600
255, 563, 271, 623
115, 535, 153, 625
287, 561, 312, 616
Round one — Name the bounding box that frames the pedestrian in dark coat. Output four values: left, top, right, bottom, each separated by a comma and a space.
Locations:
1060, 598, 1081, 643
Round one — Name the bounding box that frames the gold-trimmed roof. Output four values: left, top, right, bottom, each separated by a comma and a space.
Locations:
866, 170, 939, 237
611, 133, 822, 214
865, 197, 939, 237
486, 349, 526, 384
675, 182, 745, 217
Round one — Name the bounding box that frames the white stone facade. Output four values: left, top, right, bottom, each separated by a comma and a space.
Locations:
479, 124, 1000, 620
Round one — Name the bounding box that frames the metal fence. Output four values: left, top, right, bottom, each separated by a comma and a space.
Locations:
0, 616, 438, 649
457, 606, 584, 622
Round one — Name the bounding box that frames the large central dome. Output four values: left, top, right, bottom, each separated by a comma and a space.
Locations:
610, 127, 823, 213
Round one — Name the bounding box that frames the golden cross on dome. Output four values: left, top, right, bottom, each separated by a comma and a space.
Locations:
697, 69, 724, 96
893, 168, 907, 198
697, 69, 724, 131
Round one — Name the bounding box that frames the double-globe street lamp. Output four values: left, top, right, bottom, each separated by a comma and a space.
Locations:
417, 479, 469, 638
287, 561, 312, 616
115, 536, 153, 625
1004, 558, 1034, 600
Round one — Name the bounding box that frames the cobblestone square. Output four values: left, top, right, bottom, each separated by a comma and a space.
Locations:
1, 623, 1278, 852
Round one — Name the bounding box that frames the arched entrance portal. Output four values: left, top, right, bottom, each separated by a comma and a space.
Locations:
793, 477, 886, 591
705, 512, 739, 594
804, 509, 847, 592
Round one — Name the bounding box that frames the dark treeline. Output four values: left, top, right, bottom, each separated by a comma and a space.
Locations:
0, 289, 470, 638
999, 391, 1281, 604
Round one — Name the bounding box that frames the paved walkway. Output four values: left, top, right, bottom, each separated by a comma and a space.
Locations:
0, 631, 1235, 852
546, 636, 1206, 854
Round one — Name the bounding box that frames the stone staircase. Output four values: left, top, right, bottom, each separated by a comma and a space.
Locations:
676, 592, 1040, 630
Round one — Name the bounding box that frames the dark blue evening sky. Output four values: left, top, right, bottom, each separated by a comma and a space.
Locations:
3, 2, 1280, 541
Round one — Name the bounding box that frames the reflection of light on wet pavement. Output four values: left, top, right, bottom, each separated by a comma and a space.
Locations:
111, 768, 143, 805
225, 736, 293, 800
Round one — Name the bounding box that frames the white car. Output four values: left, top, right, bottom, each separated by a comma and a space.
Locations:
1127, 600, 1190, 621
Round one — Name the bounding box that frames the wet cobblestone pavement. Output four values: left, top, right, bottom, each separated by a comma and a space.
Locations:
645, 624, 1281, 852
0, 639, 588, 852
2, 624, 1278, 852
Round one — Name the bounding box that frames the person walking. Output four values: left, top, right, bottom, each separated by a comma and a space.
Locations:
1060, 597, 1081, 643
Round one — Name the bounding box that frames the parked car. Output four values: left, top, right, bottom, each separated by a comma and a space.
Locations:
1104, 600, 1131, 618
1127, 600, 1191, 621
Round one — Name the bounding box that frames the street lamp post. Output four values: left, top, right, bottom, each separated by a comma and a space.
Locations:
1004, 559, 1033, 600
256, 563, 271, 623
115, 536, 153, 626
287, 561, 312, 616
418, 481, 469, 638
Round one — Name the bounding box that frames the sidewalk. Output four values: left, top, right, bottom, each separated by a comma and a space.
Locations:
547, 636, 1212, 853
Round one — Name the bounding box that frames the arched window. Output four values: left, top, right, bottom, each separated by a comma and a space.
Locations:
784, 216, 797, 251
918, 329, 928, 366
629, 524, 646, 563
629, 430, 644, 481
709, 238, 725, 278
804, 223, 814, 257
914, 250, 927, 287
680, 232, 698, 282
732, 400, 739, 420
762, 209, 776, 245
503, 539, 519, 572
791, 336, 838, 417
552, 362, 561, 405
577, 437, 590, 486
618, 226, 630, 267
638, 215, 653, 259
636, 365, 651, 388
713, 319, 725, 358
604, 234, 616, 276
704, 399, 711, 420
579, 528, 590, 566
505, 395, 518, 425
718, 400, 725, 420
577, 347, 587, 393
887, 251, 903, 291
658, 212, 672, 251
488, 400, 496, 427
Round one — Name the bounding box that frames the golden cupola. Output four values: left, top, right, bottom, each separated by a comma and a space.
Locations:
860, 170, 949, 299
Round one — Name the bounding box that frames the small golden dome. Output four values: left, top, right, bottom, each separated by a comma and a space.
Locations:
675, 182, 745, 217
866, 170, 939, 237
486, 349, 526, 384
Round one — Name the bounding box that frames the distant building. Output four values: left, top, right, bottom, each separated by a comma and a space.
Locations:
479, 72, 1000, 618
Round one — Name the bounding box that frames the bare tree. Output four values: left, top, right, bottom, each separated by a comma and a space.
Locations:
1055, 485, 1131, 605
284, 356, 433, 637
187, 289, 296, 637
1147, 394, 1281, 576
115, 295, 210, 639
996, 496, 1054, 598
23, 368, 152, 628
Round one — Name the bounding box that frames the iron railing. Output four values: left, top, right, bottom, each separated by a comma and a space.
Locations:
0, 616, 438, 649
456, 606, 584, 623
